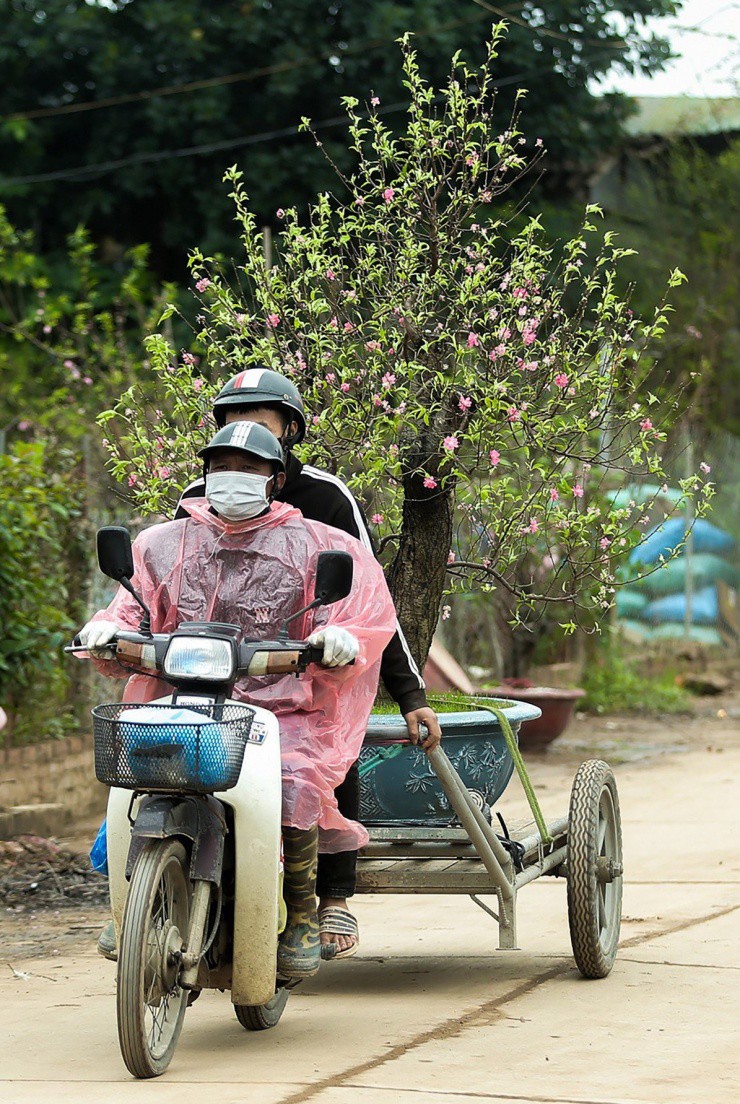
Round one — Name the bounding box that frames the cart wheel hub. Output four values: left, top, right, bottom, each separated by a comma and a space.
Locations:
596, 857, 623, 883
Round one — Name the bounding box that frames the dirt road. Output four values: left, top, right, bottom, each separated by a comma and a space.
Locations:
2, 706, 738, 1104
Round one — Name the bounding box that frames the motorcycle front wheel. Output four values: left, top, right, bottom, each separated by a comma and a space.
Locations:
117, 838, 191, 1078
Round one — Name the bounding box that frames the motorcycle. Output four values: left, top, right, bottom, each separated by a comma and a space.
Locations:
67, 525, 354, 1079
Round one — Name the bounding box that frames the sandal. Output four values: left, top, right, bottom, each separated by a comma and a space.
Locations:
319, 906, 359, 961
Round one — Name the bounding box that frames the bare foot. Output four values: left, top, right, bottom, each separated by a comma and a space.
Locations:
318, 897, 358, 955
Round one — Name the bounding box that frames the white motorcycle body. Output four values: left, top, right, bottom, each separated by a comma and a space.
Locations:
106, 695, 283, 1007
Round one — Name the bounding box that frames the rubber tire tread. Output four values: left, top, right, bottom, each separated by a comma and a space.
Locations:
234, 986, 290, 1031
566, 759, 622, 979
117, 839, 190, 1078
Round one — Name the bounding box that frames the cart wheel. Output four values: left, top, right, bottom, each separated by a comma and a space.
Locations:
234, 985, 290, 1030
567, 759, 623, 979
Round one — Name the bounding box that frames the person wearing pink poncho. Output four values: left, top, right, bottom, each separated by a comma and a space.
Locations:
79, 421, 396, 977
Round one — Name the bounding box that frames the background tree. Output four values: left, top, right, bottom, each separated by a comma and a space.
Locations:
0, 0, 678, 277
607, 138, 740, 439
103, 31, 709, 671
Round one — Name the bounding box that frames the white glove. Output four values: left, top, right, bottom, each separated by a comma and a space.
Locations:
78, 619, 119, 660
307, 626, 360, 667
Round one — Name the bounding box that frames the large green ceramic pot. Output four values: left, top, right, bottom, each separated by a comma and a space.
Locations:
359, 701, 542, 827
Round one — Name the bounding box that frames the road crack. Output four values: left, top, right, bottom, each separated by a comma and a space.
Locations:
277, 903, 739, 1104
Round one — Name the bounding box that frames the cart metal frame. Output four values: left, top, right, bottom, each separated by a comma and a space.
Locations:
357, 746, 568, 950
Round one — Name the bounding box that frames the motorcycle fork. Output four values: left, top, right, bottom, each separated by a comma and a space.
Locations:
180, 879, 212, 989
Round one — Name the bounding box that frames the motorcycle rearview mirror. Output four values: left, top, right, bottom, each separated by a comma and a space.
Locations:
96, 526, 152, 636
97, 526, 135, 582
276, 550, 354, 640
314, 551, 354, 606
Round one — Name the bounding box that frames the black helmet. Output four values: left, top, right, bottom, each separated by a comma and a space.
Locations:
198, 421, 285, 477
213, 367, 307, 441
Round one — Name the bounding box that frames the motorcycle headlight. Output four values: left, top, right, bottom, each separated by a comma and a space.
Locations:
163, 637, 235, 682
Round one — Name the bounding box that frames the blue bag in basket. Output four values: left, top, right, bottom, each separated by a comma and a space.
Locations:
122, 706, 228, 788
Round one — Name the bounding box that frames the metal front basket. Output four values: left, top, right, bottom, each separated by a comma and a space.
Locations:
92, 701, 256, 793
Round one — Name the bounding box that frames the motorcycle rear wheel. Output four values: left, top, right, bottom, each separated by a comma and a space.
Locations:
117, 839, 191, 1078
234, 985, 290, 1030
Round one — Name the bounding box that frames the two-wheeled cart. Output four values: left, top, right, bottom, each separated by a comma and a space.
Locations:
355, 704, 623, 978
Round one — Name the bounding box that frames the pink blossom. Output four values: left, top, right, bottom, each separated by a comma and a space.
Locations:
489, 344, 506, 361
266, 313, 280, 328
381, 372, 396, 389
389, 444, 399, 456
521, 518, 539, 535
326, 269, 336, 280
535, 137, 543, 148
507, 407, 521, 423
700, 462, 711, 474
365, 340, 381, 352
340, 382, 351, 393
127, 473, 138, 487
443, 435, 459, 452
101, 437, 109, 446
513, 287, 528, 299
63, 359, 76, 370
371, 513, 384, 525
276, 208, 285, 218
599, 537, 611, 550
500, 327, 512, 340
458, 395, 472, 411
573, 484, 584, 498
328, 316, 338, 330
382, 187, 395, 204
640, 417, 653, 432
343, 321, 355, 333
447, 551, 456, 564
325, 372, 336, 383
550, 487, 559, 501
355, 196, 365, 206
83, 376, 93, 385
68, 365, 81, 380
372, 394, 382, 407
467, 332, 480, 348
518, 305, 527, 317
312, 415, 320, 426
17, 420, 31, 431
554, 373, 569, 389
371, 96, 380, 106
441, 605, 451, 621
182, 352, 196, 365
193, 379, 204, 391
423, 476, 437, 489
465, 152, 479, 166
195, 278, 211, 293
489, 449, 501, 467
42, 324, 52, 334
686, 325, 702, 339
480, 189, 492, 202
157, 466, 171, 479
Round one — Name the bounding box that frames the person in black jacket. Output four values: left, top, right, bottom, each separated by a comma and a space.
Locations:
175, 367, 442, 960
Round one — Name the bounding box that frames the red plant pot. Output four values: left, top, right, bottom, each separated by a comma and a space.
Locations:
477, 686, 584, 748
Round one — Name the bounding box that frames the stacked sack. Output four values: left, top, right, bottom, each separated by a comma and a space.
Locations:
616, 517, 737, 646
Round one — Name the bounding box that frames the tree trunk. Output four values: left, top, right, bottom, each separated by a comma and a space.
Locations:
386, 476, 454, 672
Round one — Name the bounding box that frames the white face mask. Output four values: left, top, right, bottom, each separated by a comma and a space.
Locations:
205, 471, 272, 521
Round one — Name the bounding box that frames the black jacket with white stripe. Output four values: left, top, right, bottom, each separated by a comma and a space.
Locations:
175, 454, 427, 715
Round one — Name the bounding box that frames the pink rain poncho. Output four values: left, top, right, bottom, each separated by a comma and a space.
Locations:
87, 500, 396, 851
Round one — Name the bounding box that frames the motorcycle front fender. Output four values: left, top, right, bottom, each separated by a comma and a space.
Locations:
125, 793, 226, 884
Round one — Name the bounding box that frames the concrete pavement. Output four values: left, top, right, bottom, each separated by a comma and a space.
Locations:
1, 714, 738, 1104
